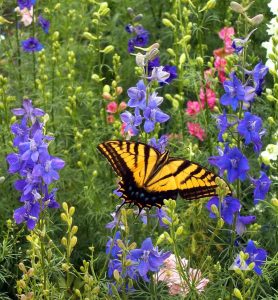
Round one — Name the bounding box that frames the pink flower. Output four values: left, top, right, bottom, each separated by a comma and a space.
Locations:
118, 101, 127, 111
200, 88, 216, 110
187, 122, 206, 141
219, 27, 235, 41
120, 123, 135, 137
214, 56, 227, 83
156, 254, 209, 296
106, 101, 118, 113
186, 101, 201, 116
107, 115, 115, 123
15, 6, 33, 26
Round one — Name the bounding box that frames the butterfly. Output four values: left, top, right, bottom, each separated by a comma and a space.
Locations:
97, 140, 231, 211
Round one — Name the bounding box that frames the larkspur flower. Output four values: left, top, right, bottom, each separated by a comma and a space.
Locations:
120, 108, 142, 135
152, 208, 171, 228
12, 99, 45, 124
18, 0, 36, 10
206, 196, 240, 225
148, 135, 168, 153
231, 240, 267, 275
215, 110, 237, 142
21, 37, 43, 52
209, 146, 249, 183
252, 171, 271, 204
127, 26, 149, 53
127, 80, 146, 109
232, 29, 257, 54
148, 66, 170, 83
106, 211, 125, 230
38, 15, 50, 34
106, 231, 122, 258
251, 62, 268, 96
143, 92, 170, 133
220, 72, 245, 111
187, 122, 206, 141
236, 215, 256, 235
162, 65, 177, 84
11, 119, 29, 146
237, 112, 265, 153
130, 237, 171, 281
14, 201, 40, 230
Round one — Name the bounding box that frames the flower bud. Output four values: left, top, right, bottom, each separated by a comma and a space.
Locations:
0, 176, 5, 183
62, 263, 70, 271
113, 269, 120, 282
83, 32, 97, 41
162, 217, 171, 226
136, 53, 146, 67
127, 7, 133, 14
167, 48, 176, 57
62, 202, 68, 212
217, 218, 224, 228
162, 18, 175, 29
179, 53, 186, 65
69, 206, 75, 216
271, 198, 278, 207
75, 289, 81, 297
101, 45, 114, 54
18, 262, 27, 273
61, 213, 67, 222
70, 236, 77, 248
266, 95, 277, 102
230, 2, 244, 13
133, 14, 143, 22
156, 233, 165, 245
0, 16, 12, 24
233, 288, 243, 300
61, 237, 67, 247
248, 14, 264, 26
175, 225, 184, 236
211, 204, 219, 216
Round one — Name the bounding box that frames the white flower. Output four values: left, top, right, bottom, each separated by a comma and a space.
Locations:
268, 0, 278, 15
260, 143, 278, 164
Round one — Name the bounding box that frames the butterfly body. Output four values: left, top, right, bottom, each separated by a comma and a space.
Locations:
97, 140, 231, 210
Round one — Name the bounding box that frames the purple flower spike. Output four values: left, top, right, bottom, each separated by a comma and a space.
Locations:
127, 80, 146, 109
21, 37, 43, 52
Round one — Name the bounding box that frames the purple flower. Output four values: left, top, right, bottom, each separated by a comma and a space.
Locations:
206, 196, 240, 225
232, 29, 256, 54
162, 65, 177, 84
106, 211, 125, 230
148, 66, 170, 83
38, 15, 50, 34
127, 80, 146, 109
244, 240, 267, 275
14, 172, 39, 195
106, 231, 122, 258
32, 157, 65, 185
209, 146, 249, 183
18, 0, 36, 10
220, 72, 245, 111
216, 111, 230, 142
125, 24, 134, 33
236, 215, 256, 235
130, 237, 171, 281
11, 119, 29, 147
251, 62, 268, 96
21, 37, 43, 52
143, 92, 170, 133
12, 99, 45, 124
232, 240, 267, 275
18, 130, 49, 163
252, 172, 271, 204
43, 187, 60, 209
152, 208, 171, 228
237, 112, 265, 153
148, 135, 168, 153
14, 202, 40, 230
128, 29, 149, 53
120, 108, 142, 135
6, 153, 28, 175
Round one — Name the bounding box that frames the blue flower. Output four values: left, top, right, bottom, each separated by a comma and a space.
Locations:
21, 37, 43, 52
106, 231, 122, 258
120, 108, 142, 135
206, 196, 240, 225
11, 119, 29, 147
152, 208, 171, 228
209, 146, 249, 183
127, 28, 149, 53
252, 171, 271, 205
125, 24, 134, 33
106, 211, 125, 230
148, 66, 170, 83
162, 65, 177, 84
148, 135, 168, 153
127, 80, 146, 109
130, 237, 170, 281
216, 110, 232, 142
18, 0, 36, 10
236, 215, 256, 235
32, 156, 65, 185
13, 201, 40, 230
38, 15, 50, 34
232, 29, 256, 54
220, 72, 245, 111
143, 92, 170, 133
252, 62, 268, 96
237, 112, 265, 153
12, 99, 45, 124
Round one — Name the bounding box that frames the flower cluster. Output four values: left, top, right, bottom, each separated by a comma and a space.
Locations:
156, 254, 209, 296
120, 47, 172, 136
6, 99, 65, 230
106, 233, 170, 286
126, 24, 149, 53
205, 31, 270, 275
106, 101, 127, 124
16, 0, 50, 52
